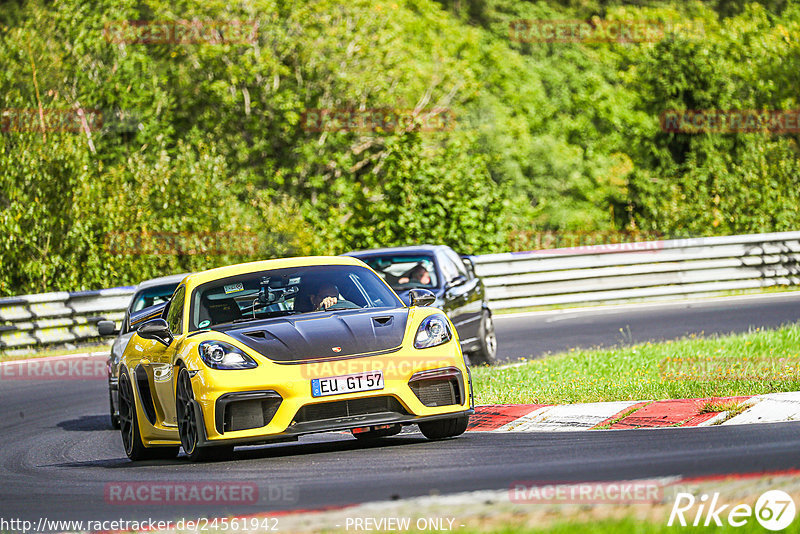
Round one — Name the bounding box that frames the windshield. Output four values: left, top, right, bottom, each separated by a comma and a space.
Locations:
189, 264, 403, 330
131, 284, 180, 313
357, 255, 439, 291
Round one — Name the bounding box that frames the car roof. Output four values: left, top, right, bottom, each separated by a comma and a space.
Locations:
182, 256, 365, 290
135, 273, 191, 291
343, 245, 449, 257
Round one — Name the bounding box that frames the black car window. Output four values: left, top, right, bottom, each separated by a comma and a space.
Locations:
438, 253, 461, 283
443, 248, 469, 279
166, 286, 185, 335
358, 255, 439, 290
131, 284, 179, 312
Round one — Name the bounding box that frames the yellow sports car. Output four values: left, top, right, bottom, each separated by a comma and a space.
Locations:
116, 256, 473, 461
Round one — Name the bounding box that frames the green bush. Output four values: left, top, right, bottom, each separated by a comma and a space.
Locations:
1, 0, 798, 295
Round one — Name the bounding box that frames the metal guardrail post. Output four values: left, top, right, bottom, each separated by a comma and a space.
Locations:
0, 287, 135, 349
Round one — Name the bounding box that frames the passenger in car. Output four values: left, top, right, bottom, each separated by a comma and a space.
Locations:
398, 264, 431, 286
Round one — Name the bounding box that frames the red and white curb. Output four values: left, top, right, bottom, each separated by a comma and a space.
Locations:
467, 392, 800, 432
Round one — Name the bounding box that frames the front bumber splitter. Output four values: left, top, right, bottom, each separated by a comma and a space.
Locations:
189, 399, 474, 448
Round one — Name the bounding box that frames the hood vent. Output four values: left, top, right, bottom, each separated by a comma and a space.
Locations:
245, 331, 267, 339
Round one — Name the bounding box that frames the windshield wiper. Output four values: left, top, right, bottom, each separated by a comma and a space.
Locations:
232, 317, 260, 324
232, 310, 298, 323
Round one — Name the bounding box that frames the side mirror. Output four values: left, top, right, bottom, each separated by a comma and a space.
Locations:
460, 255, 476, 276
409, 289, 436, 307
446, 275, 468, 290
137, 318, 173, 346
97, 320, 119, 337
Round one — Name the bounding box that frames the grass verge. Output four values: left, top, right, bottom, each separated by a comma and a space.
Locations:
471, 324, 800, 405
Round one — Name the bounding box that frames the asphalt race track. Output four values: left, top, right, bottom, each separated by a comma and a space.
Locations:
2, 293, 800, 524
495, 292, 800, 362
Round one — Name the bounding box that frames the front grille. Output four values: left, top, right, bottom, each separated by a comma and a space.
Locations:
410, 378, 460, 407
293, 396, 406, 424
220, 397, 281, 433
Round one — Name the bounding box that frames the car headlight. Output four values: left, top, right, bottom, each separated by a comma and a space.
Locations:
414, 314, 452, 349
198, 341, 258, 370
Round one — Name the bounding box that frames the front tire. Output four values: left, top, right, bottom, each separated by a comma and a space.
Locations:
176, 366, 233, 462
469, 310, 497, 365
418, 415, 469, 440
118, 368, 178, 460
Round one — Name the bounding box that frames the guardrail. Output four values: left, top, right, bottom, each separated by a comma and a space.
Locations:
472, 231, 800, 310
2, 231, 800, 349
0, 287, 134, 349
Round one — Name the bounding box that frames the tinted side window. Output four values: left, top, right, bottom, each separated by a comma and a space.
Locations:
359, 255, 439, 289
444, 249, 468, 278
131, 284, 179, 312
166, 286, 185, 335
438, 254, 460, 282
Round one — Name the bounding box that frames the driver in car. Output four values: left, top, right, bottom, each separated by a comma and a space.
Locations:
398, 264, 431, 286
310, 282, 340, 311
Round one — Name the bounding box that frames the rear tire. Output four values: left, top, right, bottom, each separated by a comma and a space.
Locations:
109, 388, 120, 430
419, 415, 469, 440
118, 367, 178, 460
176, 365, 233, 462
469, 311, 497, 365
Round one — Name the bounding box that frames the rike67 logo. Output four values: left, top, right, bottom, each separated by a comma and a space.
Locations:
668, 490, 796, 531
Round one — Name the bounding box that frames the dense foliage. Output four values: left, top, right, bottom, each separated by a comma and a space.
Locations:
0, 0, 798, 295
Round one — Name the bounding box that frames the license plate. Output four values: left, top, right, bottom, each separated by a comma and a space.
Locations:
311, 371, 384, 398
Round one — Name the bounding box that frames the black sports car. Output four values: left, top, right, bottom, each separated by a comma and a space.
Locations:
345, 245, 497, 365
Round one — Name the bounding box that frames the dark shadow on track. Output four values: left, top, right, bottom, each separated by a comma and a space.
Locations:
57, 415, 113, 432
46, 433, 431, 469
231, 434, 429, 462
42, 458, 141, 469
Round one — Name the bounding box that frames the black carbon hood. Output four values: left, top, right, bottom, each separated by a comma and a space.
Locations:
212, 308, 409, 362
